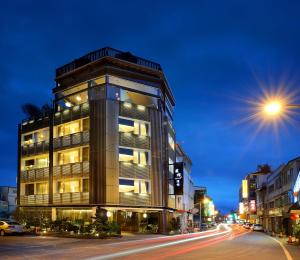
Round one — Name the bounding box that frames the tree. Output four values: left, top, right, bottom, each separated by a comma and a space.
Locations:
21, 103, 52, 119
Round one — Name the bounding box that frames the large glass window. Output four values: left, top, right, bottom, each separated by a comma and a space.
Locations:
25, 184, 34, 196
119, 148, 134, 162
58, 149, 80, 165
168, 134, 175, 150
36, 183, 48, 195
57, 121, 80, 136
57, 180, 80, 193
119, 118, 149, 136
119, 178, 150, 194
119, 118, 134, 133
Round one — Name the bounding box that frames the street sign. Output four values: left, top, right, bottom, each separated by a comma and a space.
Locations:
174, 162, 184, 195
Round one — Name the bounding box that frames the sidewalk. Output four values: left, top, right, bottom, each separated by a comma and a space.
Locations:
271, 235, 300, 260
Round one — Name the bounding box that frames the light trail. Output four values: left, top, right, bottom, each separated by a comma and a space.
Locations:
86, 225, 232, 260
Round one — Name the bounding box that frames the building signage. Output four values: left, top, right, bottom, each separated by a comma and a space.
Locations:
250, 200, 256, 212
239, 202, 244, 214
242, 180, 248, 199
174, 162, 184, 195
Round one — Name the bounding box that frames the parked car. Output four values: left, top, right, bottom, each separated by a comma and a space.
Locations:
0, 220, 24, 236
200, 223, 208, 230
252, 224, 263, 231
243, 223, 253, 229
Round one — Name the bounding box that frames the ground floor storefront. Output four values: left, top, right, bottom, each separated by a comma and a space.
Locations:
18, 206, 178, 234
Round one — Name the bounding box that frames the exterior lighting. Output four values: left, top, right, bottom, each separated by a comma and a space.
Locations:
124, 102, 132, 108
137, 105, 145, 111
203, 198, 210, 204
239, 202, 244, 214
76, 95, 82, 101
106, 211, 112, 217
65, 102, 72, 108
143, 213, 147, 218
264, 101, 282, 115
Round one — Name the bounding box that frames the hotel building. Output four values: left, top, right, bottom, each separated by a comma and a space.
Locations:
17, 47, 181, 232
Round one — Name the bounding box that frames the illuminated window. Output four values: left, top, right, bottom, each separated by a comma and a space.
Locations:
57, 180, 80, 193
57, 121, 80, 136
36, 157, 48, 168
58, 149, 80, 165
23, 134, 34, 145
119, 178, 150, 194
36, 183, 48, 195
119, 148, 134, 162
168, 134, 175, 150
25, 184, 34, 196
25, 159, 35, 169
119, 118, 134, 133
133, 150, 149, 165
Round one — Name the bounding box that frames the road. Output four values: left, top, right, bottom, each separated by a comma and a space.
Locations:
0, 225, 295, 260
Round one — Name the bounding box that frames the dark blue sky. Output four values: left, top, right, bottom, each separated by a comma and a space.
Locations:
1, 0, 300, 212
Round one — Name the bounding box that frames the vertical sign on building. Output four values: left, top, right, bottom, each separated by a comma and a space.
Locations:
250, 200, 256, 212
242, 180, 248, 199
174, 162, 184, 195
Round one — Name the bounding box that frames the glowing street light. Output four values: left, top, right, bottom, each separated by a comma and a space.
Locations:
264, 101, 282, 115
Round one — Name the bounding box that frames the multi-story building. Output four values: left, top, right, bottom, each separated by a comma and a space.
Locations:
239, 173, 258, 222
174, 143, 194, 231
17, 47, 181, 232
265, 158, 300, 235
0, 186, 17, 218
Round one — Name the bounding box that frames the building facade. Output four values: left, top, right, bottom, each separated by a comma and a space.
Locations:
0, 186, 17, 218
18, 47, 184, 233
174, 143, 194, 231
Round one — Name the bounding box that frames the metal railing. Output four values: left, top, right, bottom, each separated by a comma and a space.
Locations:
53, 131, 89, 150
54, 103, 89, 125
119, 132, 150, 150
119, 102, 150, 121
20, 194, 49, 205
53, 161, 89, 179
21, 167, 49, 183
119, 162, 150, 179
21, 141, 49, 157
52, 192, 89, 204
119, 192, 150, 206
56, 47, 162, 77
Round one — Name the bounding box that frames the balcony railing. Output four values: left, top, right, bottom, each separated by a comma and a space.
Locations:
119, 103, 149, 121
119, 132, 150, 149
53, 192, 89, 204
119, 162, 150, 179
56, 47, 162, 77
21, 141, 49, 157
21, 167, 49, 183
119, 192, 150, 206
54, 103, 89, 125
53, 131, 89, 150
53, 161, 89, 179
20, 194, 49, 205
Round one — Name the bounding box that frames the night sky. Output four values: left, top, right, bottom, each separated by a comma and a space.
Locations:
1, 0, 300, 213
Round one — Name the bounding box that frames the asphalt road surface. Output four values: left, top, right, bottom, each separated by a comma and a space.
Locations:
0, 225, 294, 260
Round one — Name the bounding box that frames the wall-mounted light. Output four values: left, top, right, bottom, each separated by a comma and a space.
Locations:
143, 213, 147, 218
65, 102, 72, 107
106, 211, 112, 218
76, 96, 82, 101
137, 105, 145, 111
124, 102, 132, 108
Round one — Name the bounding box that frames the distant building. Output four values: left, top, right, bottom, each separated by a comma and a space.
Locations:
174, 143, 194, 231
0, 186, 17, 218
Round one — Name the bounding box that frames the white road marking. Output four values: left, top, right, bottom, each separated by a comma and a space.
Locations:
268, 236, 293, 260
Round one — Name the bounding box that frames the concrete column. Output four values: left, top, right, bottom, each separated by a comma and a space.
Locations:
51, 207, 57, 221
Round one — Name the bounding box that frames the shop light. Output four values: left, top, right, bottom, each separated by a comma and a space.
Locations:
65, 102, 72, 108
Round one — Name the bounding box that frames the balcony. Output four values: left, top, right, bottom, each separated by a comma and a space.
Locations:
53, 161, 89, 179
21, 141, 49, 157
21, 167, 49, 183
119, 103, 149, 121
119, 132, 150, 150
53, 192, 89, 205
119, 162, 150, 179
54, 103, 89, 125
20, 194, 49, 205
119, 192, 150, 206
53, 131, 89, 150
